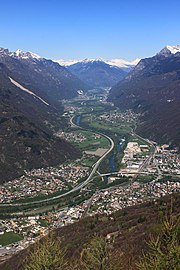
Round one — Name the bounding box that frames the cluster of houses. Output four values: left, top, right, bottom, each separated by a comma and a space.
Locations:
55, 131, 86, 143
86, 180, 180, 216
97, 110, 139, 125
0, 164, 89, 203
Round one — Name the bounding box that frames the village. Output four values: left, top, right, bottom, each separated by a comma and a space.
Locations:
97, 110, 140, 126
0, 163, 89, 203
55, 130, 86, 143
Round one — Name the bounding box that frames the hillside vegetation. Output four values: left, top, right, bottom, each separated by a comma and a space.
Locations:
2, 193, 180, 270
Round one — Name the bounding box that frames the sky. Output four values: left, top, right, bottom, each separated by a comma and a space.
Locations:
0, 0, 180, 60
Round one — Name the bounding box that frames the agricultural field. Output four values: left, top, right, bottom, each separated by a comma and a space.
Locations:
0, 232, 23, 247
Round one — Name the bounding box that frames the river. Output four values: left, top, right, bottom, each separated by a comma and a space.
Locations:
109, 139, 125, 172
76, 115, 81, 125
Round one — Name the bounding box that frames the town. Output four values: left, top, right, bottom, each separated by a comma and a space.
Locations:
0, 103, 180, 264
0, 170, 179, 262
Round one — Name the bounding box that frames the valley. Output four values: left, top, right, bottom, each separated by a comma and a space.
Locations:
0, 89, 179, 262
1, 2, 180, 269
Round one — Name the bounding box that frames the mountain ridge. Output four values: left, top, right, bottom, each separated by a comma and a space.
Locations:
0, 48, 83, 182
55, 57, 140, 71
0, 47, 88, 103
108, 45, 180, 149
65, 59, 127, 87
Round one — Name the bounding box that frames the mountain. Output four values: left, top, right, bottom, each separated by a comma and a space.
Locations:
105, 58, 140, 71
0, 48, 83, 182
55, 58, 140, 71
0, 48, 88, 104
65, 59, 127, 87
55, 59, 80, 66
108, 45, 180, 149
0, 102, 80, 183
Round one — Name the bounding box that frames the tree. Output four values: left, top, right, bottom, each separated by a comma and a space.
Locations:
80, 236, 110, 270
137, 205, 180, 270
24, 234, 67, 270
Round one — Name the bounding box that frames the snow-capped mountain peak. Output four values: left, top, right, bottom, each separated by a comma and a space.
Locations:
158, 45, 180, 56
0, 47, 10, 55
54, 59, 79, 66
54, 58, 105, 66
14, 49, 42, 59
105, 58, 140, 69
54, 57, 140, 71
81, 58, 104, 63
166, 45, 180, 54
0, 48, 42, 60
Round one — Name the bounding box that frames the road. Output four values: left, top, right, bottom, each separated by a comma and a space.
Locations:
1, 116, 160, 209
1, 116, 114, 208
69, 115, 83, 129
131, 131, 156, 171
81, 176, 131, 218
100, 171, 150, 176
131, 131, 162, 181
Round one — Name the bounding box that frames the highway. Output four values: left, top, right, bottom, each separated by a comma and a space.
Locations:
100, 171, 150, 176
1, 116, 160, 209
131, 131, 156, 171
0, 115, 114, 207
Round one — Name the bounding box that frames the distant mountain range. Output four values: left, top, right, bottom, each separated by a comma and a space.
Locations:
0, 48, 84, 182
54, 58, 140, 88
55, 58, 140, 71
105, 58, 140, 71
108, 45, 180, 149
57, 59, 125, 87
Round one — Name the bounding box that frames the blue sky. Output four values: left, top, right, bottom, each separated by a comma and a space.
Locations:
0, 0, 180, 60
